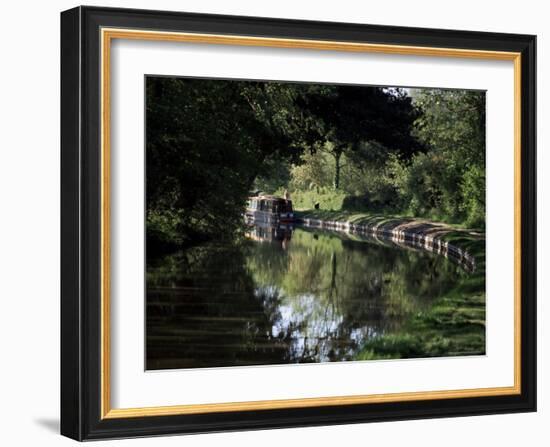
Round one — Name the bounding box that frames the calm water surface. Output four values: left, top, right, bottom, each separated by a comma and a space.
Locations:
146, 225, 469, 370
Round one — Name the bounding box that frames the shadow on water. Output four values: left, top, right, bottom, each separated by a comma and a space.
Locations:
146, 222, 476, 370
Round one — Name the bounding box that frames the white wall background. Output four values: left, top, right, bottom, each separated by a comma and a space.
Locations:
0, 0, 546, 445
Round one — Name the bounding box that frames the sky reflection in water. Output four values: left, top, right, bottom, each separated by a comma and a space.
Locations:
146, 225, 468, 370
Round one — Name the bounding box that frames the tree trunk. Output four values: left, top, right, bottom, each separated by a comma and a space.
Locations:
333, 150, 342, 189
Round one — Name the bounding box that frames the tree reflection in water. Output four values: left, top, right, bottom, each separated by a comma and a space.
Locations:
146, 225, 467, 370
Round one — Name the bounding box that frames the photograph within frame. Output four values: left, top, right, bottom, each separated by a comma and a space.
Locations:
144, 76, 487, 371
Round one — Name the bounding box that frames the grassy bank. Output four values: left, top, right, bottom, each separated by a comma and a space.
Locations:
299, 209, 485, 239
274, 188, 347, 212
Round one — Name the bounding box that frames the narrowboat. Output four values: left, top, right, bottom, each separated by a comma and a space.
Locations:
245, 194, 295, 224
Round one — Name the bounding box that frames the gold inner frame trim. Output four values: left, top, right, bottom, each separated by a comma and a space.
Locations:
100, 27, 522, 419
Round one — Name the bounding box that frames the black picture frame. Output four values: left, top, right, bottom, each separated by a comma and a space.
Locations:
61, 5, 536, 441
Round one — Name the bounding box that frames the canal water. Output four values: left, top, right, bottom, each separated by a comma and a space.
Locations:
146, 224, 471, 370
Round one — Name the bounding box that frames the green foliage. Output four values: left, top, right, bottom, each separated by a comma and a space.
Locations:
389, 152, 460, 219
413, 89, 485, 168
146, 209, 183, 255
288, 151, 334, 191
253, 158, 291, 195
260, 88, 485, 228
460, 164, 486, 228
341, 89, 488, 227
147, 78, 487, 256
298, 86, 421, 189
284, 148, 401, 213
407, 89, 486, 226
146, 77, 311, 250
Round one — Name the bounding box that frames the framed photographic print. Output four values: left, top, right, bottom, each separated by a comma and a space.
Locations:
60, 6, 536, 441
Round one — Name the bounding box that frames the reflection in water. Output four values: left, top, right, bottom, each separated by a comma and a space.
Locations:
146, 224, 469, 370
